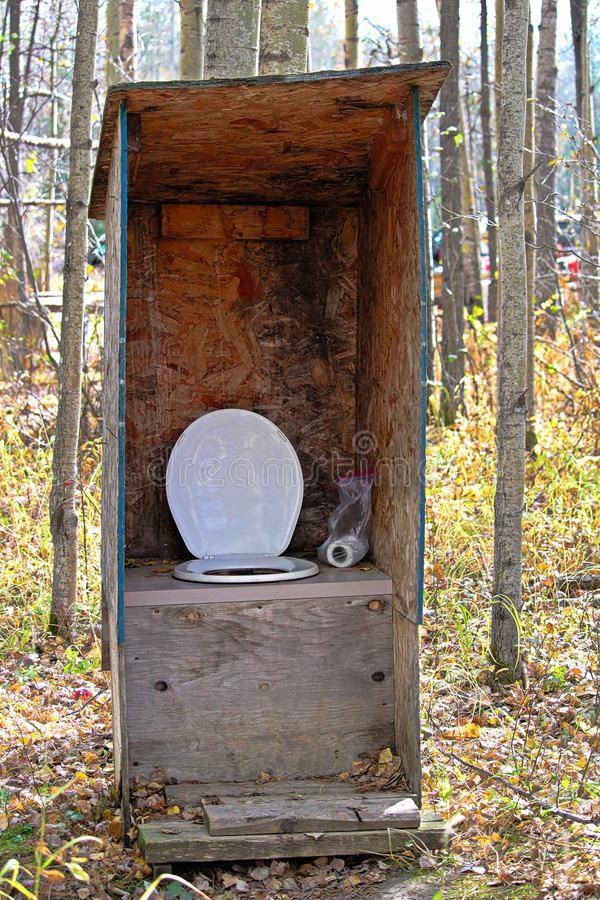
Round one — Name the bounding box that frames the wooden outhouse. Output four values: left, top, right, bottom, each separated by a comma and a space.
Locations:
91, 63, 450, 868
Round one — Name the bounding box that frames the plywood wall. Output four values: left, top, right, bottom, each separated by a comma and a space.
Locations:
125, 592, 394, 782
356, 102, 422, 795
125, 206, 358, 558
101, 110, 130, 824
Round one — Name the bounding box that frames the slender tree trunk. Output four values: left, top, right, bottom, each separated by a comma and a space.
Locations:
524, 9, 536, 448
481, 0, 498, 321
4, 0, 27, 367
44, 32, 59, 292
106, 0, 118, 84
396, 0, 421, 62
570, 0, 584, 117
459, 97, 483, 313
495, 0, 503, 125
180, 0, 204, 79
490, 0, 528, 684
570, 0, 599, 309
439, 0, 465, 424
118, 0, 135, 76
204, 0, 261, 78
397, 0, 435, 397
534, 0, 559, 335
344, 0, 359, 69
259, 0, 309, 74
49, 0, 99, 637
106, 0, 135, 86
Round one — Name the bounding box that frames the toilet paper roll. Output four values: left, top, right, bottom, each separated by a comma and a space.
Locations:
325, 538, 368, 568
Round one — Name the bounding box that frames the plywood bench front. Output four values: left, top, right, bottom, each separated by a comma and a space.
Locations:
124, 565, 394, 783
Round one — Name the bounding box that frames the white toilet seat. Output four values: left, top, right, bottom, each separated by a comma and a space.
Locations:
173, 555, 319, 584
166, 409, 319, 585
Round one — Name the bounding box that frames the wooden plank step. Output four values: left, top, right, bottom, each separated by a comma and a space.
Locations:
203, 796, 421, 835
138, 813, 451, 864
167, 779, 417, 807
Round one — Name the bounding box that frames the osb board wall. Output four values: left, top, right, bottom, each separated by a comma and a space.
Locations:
356, 105, 422, 795
125, 205, 358, 558
90, 64, 451, 215
125, 593, 394, 782
100, 114, 129, 820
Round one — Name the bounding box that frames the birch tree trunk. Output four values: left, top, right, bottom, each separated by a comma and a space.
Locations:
490, 0, 528, 684
396, 0, 421, 62
397, 0, 435, 395
344, 0, 359, 69
480, 0, 498, 321
180, 0, 204, 78
4, 0, 27, 368
534, 0, 558, 336
524, 9, 537, 448
439, 0, 465, 425
494, 0, 503, 126
2, 0, 46, 373
49, 0, 99, 637
43, 31, 59, 292
204, 0, 261, 78
259, 0, 309, 74
459, 98, 483, 313
570, 0, 599, 308
570, 0, 584, 117
106, 0, 135, 86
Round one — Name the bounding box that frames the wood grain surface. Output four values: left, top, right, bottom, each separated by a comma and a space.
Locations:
161, 204, 309, 240
90, 64, 450, 216
138, 812, 450, 863
101, 113, 130, 827
124, 564, 392, 605
166, 779, 416, 806
125, 204, 357, 559
203, 795, 420, 835
125, 594, 394, 782
356, 98, 422, 796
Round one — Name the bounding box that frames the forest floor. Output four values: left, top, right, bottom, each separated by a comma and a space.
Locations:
0, 319, 598, 899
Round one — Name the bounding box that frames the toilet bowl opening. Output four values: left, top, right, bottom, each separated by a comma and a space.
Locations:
203, 567, 286, 577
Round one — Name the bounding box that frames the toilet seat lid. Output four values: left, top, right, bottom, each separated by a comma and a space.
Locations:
166, 409, 303, 559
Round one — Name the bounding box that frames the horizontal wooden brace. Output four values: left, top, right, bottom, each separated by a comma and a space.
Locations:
161, 204, 309, 240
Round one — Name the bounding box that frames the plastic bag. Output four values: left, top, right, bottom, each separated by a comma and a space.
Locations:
318, 471, 373, 568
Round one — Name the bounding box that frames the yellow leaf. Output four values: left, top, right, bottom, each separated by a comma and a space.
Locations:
65, 861, 89, 882
441, 723, 481, 740
167, 805, 180, 815
108, 818, 123, 838
43, 870, 66, 883
74, 771, 87, 782
378, 747, 394, 764
83, 752, 99, 765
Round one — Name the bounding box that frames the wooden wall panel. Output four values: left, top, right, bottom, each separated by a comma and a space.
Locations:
356, 102, 422, 796
161, 204, 309, 240
101, 110, 130, 824
125, 206, 357, 559
90, 64, 450, 215
125, 594, 394, 782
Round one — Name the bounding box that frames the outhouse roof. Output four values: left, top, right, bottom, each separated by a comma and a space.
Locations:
89, 62, 449, 218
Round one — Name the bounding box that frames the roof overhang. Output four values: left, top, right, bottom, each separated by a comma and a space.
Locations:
90, 62, 450, 218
